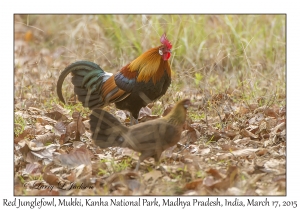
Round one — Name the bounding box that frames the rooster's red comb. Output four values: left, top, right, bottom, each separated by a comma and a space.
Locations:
160, 33, 172, 50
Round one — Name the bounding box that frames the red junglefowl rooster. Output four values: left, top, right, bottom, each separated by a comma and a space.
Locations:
89, 99, 191, 171
57, 34, 172, 124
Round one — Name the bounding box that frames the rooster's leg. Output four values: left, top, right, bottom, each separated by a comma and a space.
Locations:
130, 113, 139, 125
134, 159, 141, 172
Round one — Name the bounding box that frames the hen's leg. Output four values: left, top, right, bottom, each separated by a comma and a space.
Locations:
134, 150, 154, 171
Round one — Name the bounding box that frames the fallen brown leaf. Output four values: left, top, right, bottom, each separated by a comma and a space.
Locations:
206, 168, 225, 179
35, 133, 56, 145
45, 111, 67, 121
138, 106, 152, 118
217, 148, 259, 159
143, 170, 163, 182
184, 178, 203, 190
55, 147, 92, 167
240, 129, 258, 139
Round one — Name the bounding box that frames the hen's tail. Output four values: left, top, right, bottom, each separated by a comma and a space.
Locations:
89, 109, 129, 148
57, 61, 113, 109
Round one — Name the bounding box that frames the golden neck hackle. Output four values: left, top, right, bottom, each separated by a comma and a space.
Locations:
128, 46, 171, 84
